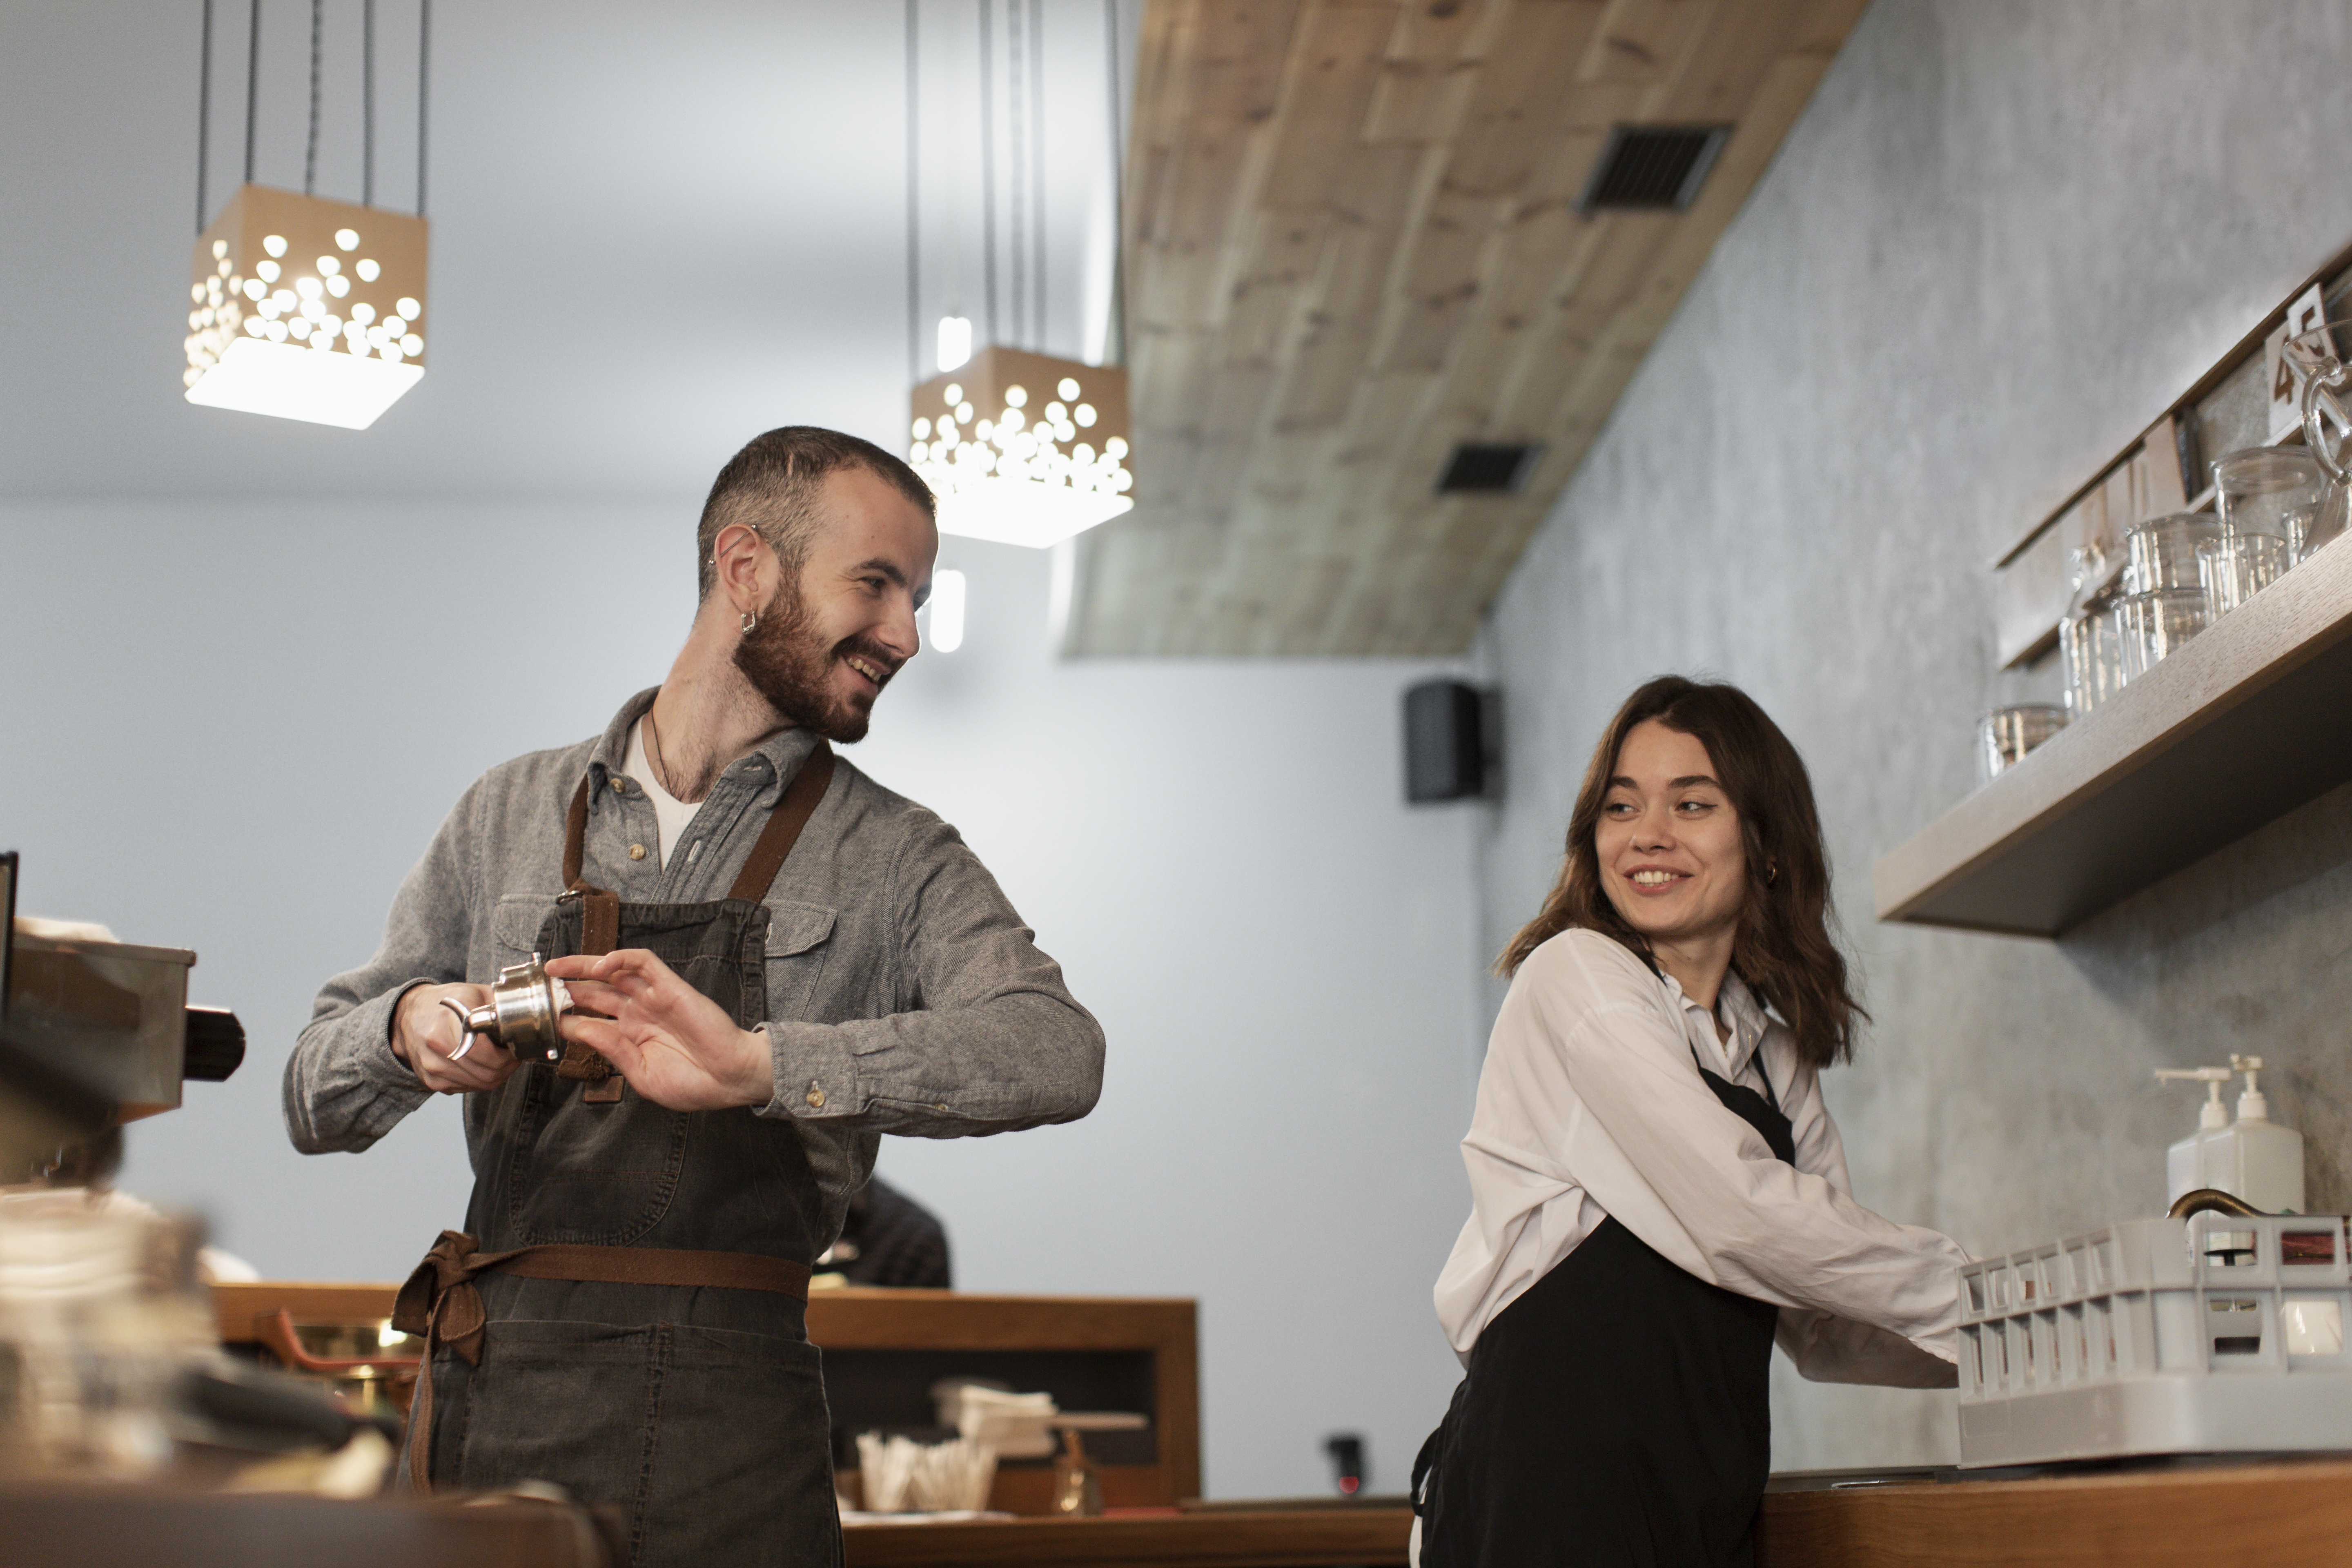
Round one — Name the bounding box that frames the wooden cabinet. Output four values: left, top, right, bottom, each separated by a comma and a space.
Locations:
212, 1281, 1201, 1515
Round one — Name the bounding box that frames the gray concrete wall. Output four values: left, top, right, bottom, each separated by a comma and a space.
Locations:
1471, 0, 2352, 1467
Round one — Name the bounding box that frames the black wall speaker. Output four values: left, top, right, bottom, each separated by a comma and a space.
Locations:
1404, 679, 1490, 803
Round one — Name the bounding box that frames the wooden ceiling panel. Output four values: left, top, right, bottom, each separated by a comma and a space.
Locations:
1071, 0, 1870, 656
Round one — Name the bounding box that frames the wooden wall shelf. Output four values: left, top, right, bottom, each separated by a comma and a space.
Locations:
1875, 531, 2352, 935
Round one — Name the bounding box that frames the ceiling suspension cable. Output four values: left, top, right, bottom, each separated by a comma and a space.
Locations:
196, 0, 214, 230
303, 0, 322, 195
906, 0, 921, 383
978, 0, 998, 348
1031, 0, 1046, 350
243, 0, 260, 187
1007, 0, 1025, 348
363, 0, 375, 205
1103, 0, 1126, 366
417, 0, 431, 215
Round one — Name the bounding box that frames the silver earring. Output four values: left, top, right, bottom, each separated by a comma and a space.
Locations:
740, 610, 759, 635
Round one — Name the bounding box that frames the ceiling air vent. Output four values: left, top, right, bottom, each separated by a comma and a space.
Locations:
1436, 441, 1543, 495
1576, 124, 1731, 212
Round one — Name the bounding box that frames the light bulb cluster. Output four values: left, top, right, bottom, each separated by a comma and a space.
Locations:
183, 226, 424, 389
909, 374, 1134, 511
182, 185, 430, 430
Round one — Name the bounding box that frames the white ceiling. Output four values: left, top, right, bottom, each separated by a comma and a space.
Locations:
1, 0, 1136, 503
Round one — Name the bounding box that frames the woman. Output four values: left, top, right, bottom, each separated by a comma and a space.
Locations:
1412, 677, 1966, 1568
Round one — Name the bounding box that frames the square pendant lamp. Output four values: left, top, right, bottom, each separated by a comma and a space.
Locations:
909, 346, 1132, 549
183, 184, 429, 431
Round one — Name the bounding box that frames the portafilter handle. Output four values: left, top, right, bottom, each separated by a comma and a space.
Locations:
439, 952, 574, 1065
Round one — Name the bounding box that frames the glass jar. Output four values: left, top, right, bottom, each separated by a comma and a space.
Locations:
2060, 545, 2127, 717
1977, 705, 2067, 785
2209, 447, 2317, 612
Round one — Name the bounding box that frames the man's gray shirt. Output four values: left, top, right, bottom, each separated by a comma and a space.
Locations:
283, 689, 1103, 1245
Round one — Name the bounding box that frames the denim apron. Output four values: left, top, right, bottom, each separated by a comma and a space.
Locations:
395, 744, 843, 1568
1412, 1054, 1797, 1568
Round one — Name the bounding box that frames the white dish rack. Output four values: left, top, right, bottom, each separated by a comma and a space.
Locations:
1957, 1211, 2352, 1467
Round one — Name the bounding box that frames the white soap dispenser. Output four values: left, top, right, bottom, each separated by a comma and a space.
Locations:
2153, 1066, 2232, 1208
2219, 1054, 2305, 1214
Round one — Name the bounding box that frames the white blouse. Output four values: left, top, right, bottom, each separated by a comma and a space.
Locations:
1433, 928, 1964, 1386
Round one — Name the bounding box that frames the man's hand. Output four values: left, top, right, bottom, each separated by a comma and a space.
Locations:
545, 949, 772, 1111
392, 982, 521, 1094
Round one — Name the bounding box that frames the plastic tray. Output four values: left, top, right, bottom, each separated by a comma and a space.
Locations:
1956, 1212, 2352, 1467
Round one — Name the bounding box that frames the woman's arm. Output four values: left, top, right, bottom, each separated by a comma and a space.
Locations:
1501, 931, 1965, 1364
1768, 1048, 1964, 1384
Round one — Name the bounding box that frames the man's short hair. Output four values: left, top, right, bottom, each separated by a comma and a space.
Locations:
696, 427, 937, 599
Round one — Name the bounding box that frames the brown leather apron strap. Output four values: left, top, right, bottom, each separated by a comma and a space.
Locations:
560, 737, 835, 917
727, 742, 835, 902
392, 1229, 811, 1495
560, 774, 623, 958
548, 740, 830, 1087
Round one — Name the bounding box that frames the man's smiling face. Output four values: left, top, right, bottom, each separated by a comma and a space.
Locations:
733, 463, 938, 744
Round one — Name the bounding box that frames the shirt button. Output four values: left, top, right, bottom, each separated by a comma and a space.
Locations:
610, 778, 626, 793
628, 843, 647, 860
934, 1103, 947, 1113
805, 1082, 826, 1109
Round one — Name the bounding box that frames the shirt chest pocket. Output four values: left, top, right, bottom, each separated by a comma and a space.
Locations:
762, 903, 837, 1022
490, 895, 561, 967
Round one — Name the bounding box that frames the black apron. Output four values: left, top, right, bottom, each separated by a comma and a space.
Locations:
1412, 1055, 1797, 1568
394, 745, 843, 1568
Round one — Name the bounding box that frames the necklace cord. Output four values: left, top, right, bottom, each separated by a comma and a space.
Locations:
646, 707, 674, 800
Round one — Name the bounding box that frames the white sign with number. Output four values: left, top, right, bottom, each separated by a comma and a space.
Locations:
2269, 283, 2327, 442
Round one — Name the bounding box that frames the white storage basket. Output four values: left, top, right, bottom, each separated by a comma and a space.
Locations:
1956, 1212, 2352, 1468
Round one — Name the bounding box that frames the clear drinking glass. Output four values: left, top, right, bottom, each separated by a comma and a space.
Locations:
2115, 588, 2208, 679
2199, 532, 2293, 618
1977, 705, 2066, 785
2124, 513, 2220, 594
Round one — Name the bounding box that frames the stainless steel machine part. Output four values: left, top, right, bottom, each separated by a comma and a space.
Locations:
440, 952, 572, 1064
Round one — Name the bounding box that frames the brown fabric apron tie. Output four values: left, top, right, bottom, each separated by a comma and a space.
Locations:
394, 1228, 813, 1494
552, 740, 835, 1088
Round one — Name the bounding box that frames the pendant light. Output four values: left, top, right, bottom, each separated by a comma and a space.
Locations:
904, 0, 1133, 549
182, 0, 432, 430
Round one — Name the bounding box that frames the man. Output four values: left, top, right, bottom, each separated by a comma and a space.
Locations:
284, 427, 1103, 1566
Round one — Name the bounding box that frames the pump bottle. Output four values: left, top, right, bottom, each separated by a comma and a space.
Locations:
2153, 1055, 2305, 1213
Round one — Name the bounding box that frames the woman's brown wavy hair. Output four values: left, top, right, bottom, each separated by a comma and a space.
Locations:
1497, 675, 1866, 1069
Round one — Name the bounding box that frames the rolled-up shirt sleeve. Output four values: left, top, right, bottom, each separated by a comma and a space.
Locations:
759, 813, 1104, 1137
1490, 932, 1964, 1370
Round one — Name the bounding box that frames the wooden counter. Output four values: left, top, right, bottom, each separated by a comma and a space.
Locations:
843, 1506, 1413, 1568
1758, 1457, 2352, 1567
0, 1478, 617, 1568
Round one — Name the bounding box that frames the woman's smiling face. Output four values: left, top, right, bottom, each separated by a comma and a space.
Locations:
1595, 719, 1748, 953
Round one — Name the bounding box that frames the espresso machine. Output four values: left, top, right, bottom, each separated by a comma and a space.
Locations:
0, 851, 245, 1182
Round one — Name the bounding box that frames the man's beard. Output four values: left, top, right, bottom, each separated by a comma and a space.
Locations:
731, 580, 896, 744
